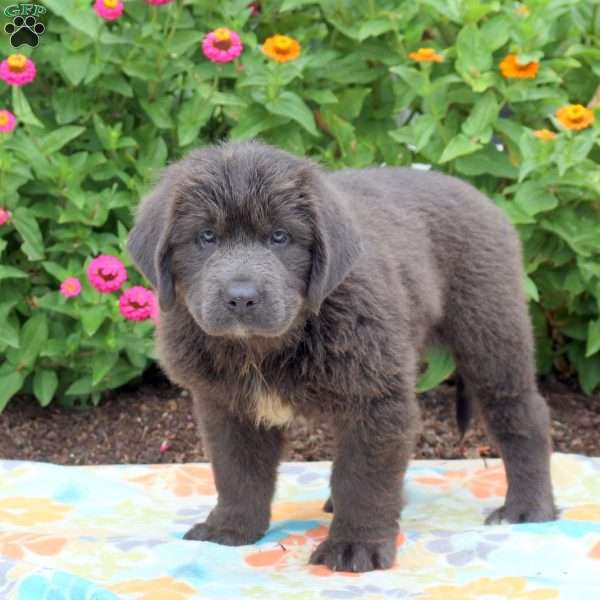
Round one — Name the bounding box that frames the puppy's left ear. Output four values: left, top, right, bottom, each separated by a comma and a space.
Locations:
306, 173, 362, 314
127, 172, 177, 311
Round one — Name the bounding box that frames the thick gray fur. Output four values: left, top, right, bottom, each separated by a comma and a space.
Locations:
127, 140, 556, 573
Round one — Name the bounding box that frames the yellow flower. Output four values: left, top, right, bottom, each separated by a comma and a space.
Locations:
555, 103, 595, 130
262, 34, 301, 63
533, 128, 556, 141
7, 53, 28, 73
0, 497, 71, 526
516, 4, 530, 16
499, 53, 539, 79
420, 576, 559, 600
408, 47, 444, 63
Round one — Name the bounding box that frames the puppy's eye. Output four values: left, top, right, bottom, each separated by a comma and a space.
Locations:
270, 229, 290, 245
197, 229, 217, 245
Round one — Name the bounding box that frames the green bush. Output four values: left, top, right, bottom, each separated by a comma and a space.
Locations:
0, 0, 599, 411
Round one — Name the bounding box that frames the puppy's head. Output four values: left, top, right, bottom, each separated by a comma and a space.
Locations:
128, 141, 361, 340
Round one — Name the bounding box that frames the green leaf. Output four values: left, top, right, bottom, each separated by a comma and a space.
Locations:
586, 319, 600, 358
177, 94, 213, 147
389, 114, 437, 152
266, 91, 319, 136
41, 261, 71, 281
390, 65, 428, 96
480, 15, 510, 49
455, 145, 518, 179
462, 92, 499, 138
417, 347, 456, 392
43, 0, 101, 38
422, 0, 462, 22
0, 369, 24, 412
514, 182, 558, 216
65, 376, 93, 396
303, 89, 338, 105
18, 312, 48, 368
169, 30, 202, 55
524, 275, 539, 301
81, 306, 106, 337
92, 352, 119, 386
33, 369, 58, 407
139, 97, 174, 129
439, 134, 482, 163
40, 126, 86, 155
280, 0, 317, 9
335, 88, 370, 122
13, 207, 45, 261
0, 265, 28, 280
60, 51, 91, 86
456, 24, 493, 75
136, 136, 168, 180
12, 86, 43, 128
0, 308, 19, 348
358, 19, 395, 40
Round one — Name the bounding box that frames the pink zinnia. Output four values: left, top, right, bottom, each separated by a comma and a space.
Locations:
0, 208, 12, 226
60, 277, 82, 298
202, 28, 243, 63
93, 0, 124, 21
0, 54, 36, 87
119, 286, 157, 321
145, 0, 173, 4
87, 255, 127, 293
0, 109, 16, 133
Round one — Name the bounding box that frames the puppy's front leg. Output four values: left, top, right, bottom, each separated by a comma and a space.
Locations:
184, 397, 284, 546
310, 394, 420, 572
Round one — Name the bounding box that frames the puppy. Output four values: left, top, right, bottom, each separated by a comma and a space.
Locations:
127, 140, 556, 572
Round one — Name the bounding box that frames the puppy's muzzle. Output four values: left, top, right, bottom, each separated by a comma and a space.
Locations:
224, 279, 261, 316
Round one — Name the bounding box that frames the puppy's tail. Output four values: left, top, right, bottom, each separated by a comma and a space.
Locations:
455, 374, 472, 440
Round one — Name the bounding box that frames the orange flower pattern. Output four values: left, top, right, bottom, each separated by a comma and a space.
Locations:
555, 103, 595, 130
408, 47, 444, 63
262, 34, 301, 62
0, 454, 598, 598
499, 53, 539, 79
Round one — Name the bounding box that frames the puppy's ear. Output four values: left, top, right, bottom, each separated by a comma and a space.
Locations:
127, 173, 177, 311
307, 175, 362, 314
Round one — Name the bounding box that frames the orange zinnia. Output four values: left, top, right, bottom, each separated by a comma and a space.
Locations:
262, 34, 301, 63
499, 53, 539, 79
555, 104, 595, 130
408, 48, 444, 63
533, 129, 556, 141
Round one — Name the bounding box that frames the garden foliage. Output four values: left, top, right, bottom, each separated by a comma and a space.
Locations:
0, 0, 599, 410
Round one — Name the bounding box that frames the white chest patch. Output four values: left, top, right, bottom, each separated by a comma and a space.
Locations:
252, 388, 294, 428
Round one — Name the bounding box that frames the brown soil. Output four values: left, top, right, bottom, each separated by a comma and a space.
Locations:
1, 373, 598, 465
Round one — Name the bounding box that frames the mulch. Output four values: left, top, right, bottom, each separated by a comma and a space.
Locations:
1, 373, 598, 465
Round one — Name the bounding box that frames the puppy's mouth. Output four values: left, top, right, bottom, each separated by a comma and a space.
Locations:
190, 308, 295, 340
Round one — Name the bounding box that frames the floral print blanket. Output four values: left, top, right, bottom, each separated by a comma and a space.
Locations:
0, 453, 598, 599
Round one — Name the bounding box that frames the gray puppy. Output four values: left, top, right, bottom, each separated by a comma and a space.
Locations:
127, 140, 556, 573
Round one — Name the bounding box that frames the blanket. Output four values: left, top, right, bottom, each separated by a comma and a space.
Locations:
0, 454, 598, 599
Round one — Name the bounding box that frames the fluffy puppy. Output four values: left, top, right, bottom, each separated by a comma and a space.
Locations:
128, 140, 556, 572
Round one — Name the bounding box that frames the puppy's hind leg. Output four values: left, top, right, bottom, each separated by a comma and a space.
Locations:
443, 296, 556, 525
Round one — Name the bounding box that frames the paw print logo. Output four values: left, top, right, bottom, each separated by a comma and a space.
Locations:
5, 16, 45, 48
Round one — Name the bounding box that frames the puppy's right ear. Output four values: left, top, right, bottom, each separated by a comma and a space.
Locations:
127, 173, 176, 311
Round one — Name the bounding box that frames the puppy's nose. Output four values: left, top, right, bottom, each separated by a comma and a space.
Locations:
224, 280, 260, 313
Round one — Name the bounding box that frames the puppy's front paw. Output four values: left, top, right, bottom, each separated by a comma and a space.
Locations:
485, 502, 557, 525
183, 522, 262, 546
309, 538, 396, 572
